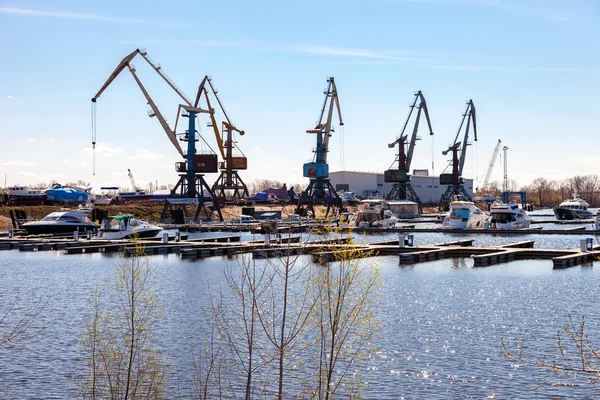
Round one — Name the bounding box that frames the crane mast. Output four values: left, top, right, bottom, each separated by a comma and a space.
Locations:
481, 139, 501, 191
91, 49, 223, 221
193, 76, 249, 200
438, 99, 478, 210
298, 77, 344, 217
385, 91, 433, 211
127, 169, 139, 191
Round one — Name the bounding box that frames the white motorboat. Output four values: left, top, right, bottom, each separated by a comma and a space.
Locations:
92, 194, 113, 206
22, 209, 97, 235
95, 214, 163, 240
489, 202, 532, 230
441, 201, 487, 230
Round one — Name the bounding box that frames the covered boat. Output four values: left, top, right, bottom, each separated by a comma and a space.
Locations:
45, 186, 89, 204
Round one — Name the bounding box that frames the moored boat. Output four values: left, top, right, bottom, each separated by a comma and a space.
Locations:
7, 186, 47, 206
553, 197, 593, 220
95, 214, 163, 240
22, 209, 97, 235
441, 201, 487, 230
489, 202, 532, 230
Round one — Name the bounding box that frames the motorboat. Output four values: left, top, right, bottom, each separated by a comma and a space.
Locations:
489, 202, 532, 230
95, 214, 163, 240
22, 209, 97, 235
356, 207, 398, 229
441, 201, 487, 230
553, 197, 593, 220
387, 200, 420, 219
92, 194, 113, 206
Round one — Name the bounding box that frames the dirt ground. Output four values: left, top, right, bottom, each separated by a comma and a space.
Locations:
0, 203, 363, 229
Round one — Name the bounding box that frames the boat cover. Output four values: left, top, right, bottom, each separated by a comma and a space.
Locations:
45, 186, 89, 203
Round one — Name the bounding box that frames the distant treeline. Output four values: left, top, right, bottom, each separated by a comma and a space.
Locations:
483, 175, 600, 208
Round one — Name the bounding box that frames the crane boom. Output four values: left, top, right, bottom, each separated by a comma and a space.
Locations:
306, 77, 343, 165
455, 100, 477, 176
127, 169, 139, 191
91, 49, 186, 157
482, 139, 501, 189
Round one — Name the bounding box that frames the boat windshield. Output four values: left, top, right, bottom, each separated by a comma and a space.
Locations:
491, 212, 516, 222
449, 208, 471, 220
41, 214, 61, 221
101, 218, 126, 231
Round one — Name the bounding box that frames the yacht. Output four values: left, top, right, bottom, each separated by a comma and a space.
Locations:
22, 209, 97, 235
355, 200, 398, 229
489, 202, 532, 230
95, 214, 163, 240
553, 197, 593, 220
441, 201, 487, 230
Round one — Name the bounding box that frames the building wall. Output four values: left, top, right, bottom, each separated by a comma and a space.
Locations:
330, 171, 473, 204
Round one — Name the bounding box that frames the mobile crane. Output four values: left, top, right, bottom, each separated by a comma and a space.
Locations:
438, 99, 478, 210
91, 48, 223, 221
479, 139, 501, 192
297, 77, 343, 217
194, 76, 249, 200
385, 91, 433, 213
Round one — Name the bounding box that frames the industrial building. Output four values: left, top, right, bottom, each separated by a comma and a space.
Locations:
330, 170, 473, 205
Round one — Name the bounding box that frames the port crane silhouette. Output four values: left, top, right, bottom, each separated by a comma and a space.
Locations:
91, 48, 224, 221
385, 91, 433, 213
438, 99, 478, 210
297, 77, 344, 218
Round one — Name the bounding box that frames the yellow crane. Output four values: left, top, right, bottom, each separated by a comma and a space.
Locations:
195, 76, 249, 200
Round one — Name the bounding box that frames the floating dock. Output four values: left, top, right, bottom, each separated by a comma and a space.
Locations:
0, 234, 597, 269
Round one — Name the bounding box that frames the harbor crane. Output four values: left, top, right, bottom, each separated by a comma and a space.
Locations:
438, 99, 478, 210
91, 48, 223, 221
479, 139, 501, 192
385, 91, 433, 213
195, 76, 249, 200
297, 77, 343, 217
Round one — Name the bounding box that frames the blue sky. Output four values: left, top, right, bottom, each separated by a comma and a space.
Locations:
0, 0, 598, 192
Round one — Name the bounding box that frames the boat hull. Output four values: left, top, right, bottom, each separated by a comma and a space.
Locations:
23, 223, 98, 235
553, 207, 593, 220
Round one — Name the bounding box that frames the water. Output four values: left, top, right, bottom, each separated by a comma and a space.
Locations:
1, 233, 600, 399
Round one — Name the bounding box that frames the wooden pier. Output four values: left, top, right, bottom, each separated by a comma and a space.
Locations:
0, 234, 597, 269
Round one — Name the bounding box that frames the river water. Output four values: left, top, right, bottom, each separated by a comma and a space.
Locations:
1, 230, 600, 399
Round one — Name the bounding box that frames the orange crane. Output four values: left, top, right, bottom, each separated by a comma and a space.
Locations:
194, 76, 249, 200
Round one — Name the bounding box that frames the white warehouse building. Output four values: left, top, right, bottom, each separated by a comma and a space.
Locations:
329, 170, 473, 205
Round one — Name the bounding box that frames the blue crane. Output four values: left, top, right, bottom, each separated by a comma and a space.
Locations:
297, 77, 344, 217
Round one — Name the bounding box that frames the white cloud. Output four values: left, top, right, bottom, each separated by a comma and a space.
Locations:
17, 172, 38, 177
81, 142, 125, 157
126, 150, 165, 160
251, 146, 261, 151
2, 160, 37, 166
0, 7, 185, 27
77, 162, 90, 166
48, 139, 55, 143
6, 95, 16, 99
26, 138, 35, 142
60, 158, 71, 164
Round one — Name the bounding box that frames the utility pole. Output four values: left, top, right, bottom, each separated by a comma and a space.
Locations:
502, 145, 509, 192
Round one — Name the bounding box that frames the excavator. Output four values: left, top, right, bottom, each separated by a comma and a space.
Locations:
385, 91, 433, 213
297, 77, 344, 218
438, 99, 478, 211
91, 48, 223, 221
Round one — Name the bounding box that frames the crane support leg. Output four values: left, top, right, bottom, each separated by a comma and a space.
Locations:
438, 184, 472, 211
212, 171, 249, 200
297, 178, 343, 218
161, 173, 224, 222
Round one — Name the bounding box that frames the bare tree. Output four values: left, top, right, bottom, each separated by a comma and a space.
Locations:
503, 315, 600, 392
0, 292, 46, 347
77, 243, 167, 399
308, 239, 382, 399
